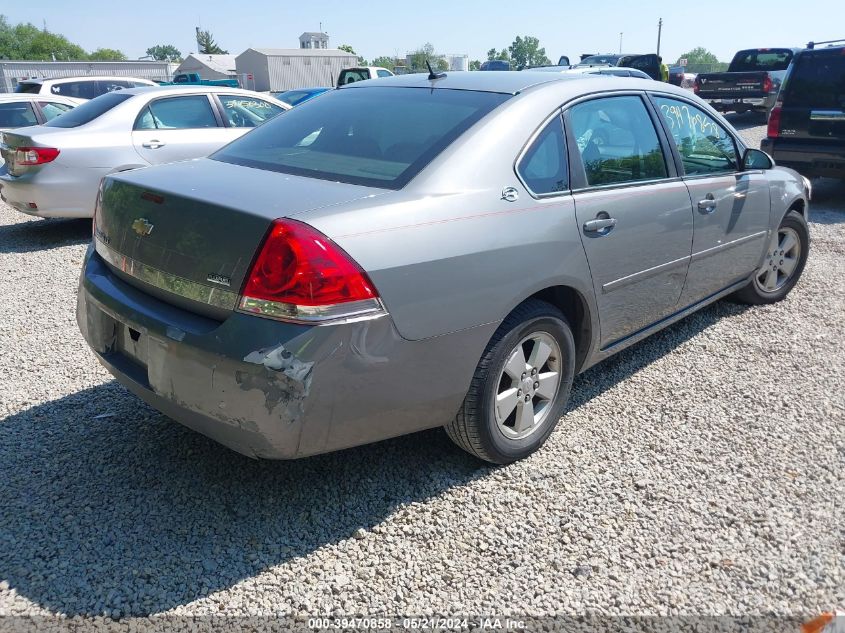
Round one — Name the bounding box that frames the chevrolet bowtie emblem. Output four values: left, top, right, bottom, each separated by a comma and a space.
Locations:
132, 218, 154, 236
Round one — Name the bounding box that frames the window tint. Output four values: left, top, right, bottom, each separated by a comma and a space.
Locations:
728, 49, 794, 73
517, 117, 568, 194
45, 92, 132, 128
50, 80, 98, 99
782, 50, 845, 109
376, 69, 393, 78
654, 96, 738, 175
14, 82, 41, 94
338, 69, 369, 85
218, 95, 285, 127
99, 79, 130, 93
38, 101, 74, 121
569, 95, 667, 186
136, 95, 218, 130
213, 87, 510, 189
0, 102, 37, 128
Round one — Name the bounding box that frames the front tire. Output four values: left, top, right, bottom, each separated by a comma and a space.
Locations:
445, 299, 576, 464
732, 210, 809, 305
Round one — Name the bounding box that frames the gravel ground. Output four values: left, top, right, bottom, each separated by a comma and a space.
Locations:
0, 120, 843, 627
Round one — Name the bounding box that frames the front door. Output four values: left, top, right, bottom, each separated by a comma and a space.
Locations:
566, 94, 693, 349
651, 95, 771, 304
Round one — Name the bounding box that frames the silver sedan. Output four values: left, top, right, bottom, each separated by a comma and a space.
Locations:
77, 72, 809, 463
0, 86, 289, 218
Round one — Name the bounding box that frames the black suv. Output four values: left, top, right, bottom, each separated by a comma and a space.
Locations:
761, 40, 845, 179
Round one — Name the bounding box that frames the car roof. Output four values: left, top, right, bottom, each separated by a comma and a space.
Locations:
115, 85, 275, 97
0, 93, 77, 102
341, 71, 588, 94
17, 76, 156, 85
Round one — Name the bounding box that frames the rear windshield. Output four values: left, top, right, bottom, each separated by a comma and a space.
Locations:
44, 92, 132, 128
782, 50, 845, 109
728, 49, 794, 72
480, 60, 510, 71
578, 55, 620, 66
212, 87, 510, 189
14, 82, 41, 94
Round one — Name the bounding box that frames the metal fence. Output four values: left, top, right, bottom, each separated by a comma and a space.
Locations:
0, 61, 173, 92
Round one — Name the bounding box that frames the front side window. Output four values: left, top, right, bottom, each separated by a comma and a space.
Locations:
218, 95, 285, 127
213, 87, 510, 189
517, 116, 568, 194
0, 102, 37, 128
569, 95, 668, 186
51, 81, 98, 100
135, 95, 218, 130
38, 101, 74, 121
653, 96, 738, 175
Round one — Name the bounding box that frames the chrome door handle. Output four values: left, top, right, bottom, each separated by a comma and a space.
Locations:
697, 194, 717, 213
583, 217, 617, 233
142, 140, 165, 149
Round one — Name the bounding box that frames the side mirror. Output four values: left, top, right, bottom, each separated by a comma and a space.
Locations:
742, 148, 774, 170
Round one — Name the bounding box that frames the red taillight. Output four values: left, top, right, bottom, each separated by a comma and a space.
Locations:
15, 146, 59, 166
238, 218, 383, 323
693, 78, 700, 94
762, 75, 773, 94
767, 105, 782, 138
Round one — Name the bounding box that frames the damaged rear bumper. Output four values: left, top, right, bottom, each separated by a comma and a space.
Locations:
76, 246, 493, 459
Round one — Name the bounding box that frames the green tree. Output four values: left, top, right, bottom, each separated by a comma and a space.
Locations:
487, 47, 509, 61
469, 59, 481, 71
371, 55, 396, 70
88, 47, 126, 61
0, 15, 86, 60
407, 43, 448, 71
508, 35, 550, 69
677, 47, 719, 65
146, 44, 182, 62
339, 44, 367, 65
196, 29, 227, 55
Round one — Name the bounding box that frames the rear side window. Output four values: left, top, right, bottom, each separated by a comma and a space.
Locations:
45, 92, 132, 128
50, 80, 99, 99
213, 87, 510, 189
728, 49, 794, 72
218, 95, 285, 127
782, 50, 845, 109
135, 95, 218, 129
517, 117, 569, 194
376, 69, 393, 78
653, 96, 738, 175
14, 82, 41, 94
338, 70, 369, 85
569, 95, 668, 186
38, 101, 74, 121
0, 102, 38, 128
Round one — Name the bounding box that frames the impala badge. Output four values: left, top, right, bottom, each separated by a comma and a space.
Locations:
207, 273, 231, 287
132, 218, 154, 236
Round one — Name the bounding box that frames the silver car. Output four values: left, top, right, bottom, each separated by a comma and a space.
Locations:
0, 86, 289, 218
76, 72, 810, 463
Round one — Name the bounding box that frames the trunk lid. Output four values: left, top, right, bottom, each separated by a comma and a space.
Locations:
94, 158, 390, 319
0, 128, 62, 176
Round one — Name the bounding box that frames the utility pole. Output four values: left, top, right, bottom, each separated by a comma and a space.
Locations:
657, 18, 663, 56
619, 32, 623, 54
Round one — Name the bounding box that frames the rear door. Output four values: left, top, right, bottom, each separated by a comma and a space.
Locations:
651, 94, 770, 304
566, 94, 693, 349
0, 101, 39, 129
132, 94, 228, 164
778, 48, 845, 144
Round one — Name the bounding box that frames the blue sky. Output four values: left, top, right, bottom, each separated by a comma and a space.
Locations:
4, 0, 840, 64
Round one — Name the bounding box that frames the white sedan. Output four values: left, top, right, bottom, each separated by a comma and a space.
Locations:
0, 86, 290, 218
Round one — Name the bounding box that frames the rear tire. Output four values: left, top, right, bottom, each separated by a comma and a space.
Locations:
732, 210, 809, 305
445, 299, 576, 464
